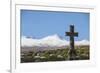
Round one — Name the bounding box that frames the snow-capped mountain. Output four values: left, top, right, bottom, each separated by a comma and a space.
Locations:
75, 40, 89, 46
21, 34, 68, 47
40, 34, 68, 47
21, 34, 89, 47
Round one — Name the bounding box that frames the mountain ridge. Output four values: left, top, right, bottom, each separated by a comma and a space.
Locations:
21, 34, 89, 47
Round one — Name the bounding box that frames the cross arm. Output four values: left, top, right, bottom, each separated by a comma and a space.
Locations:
65, 32, 78, 37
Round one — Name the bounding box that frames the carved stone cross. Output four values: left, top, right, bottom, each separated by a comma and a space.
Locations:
65, 25, 78, 60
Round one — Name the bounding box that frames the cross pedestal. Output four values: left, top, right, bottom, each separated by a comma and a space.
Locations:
65, 25, 78, 60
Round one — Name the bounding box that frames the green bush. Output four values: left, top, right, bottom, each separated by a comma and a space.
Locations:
21, 46, 89, 63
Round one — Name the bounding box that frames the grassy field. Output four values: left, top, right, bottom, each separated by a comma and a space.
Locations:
21, 46, 89, 63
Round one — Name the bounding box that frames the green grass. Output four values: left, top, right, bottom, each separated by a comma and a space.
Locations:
21, 46, 89, 63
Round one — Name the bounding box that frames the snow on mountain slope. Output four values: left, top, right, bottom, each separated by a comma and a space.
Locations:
75, 40, 89, 46
40, 34, 68, 47
21, 36, 41, 47
21, 34, 89, 47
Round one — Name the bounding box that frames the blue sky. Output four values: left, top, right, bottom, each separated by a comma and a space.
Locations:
21, 10, 90, 41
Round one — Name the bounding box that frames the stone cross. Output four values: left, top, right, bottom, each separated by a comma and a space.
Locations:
65, 25, 78, 60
